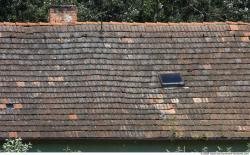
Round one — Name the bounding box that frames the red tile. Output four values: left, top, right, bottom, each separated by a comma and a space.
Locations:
8, 132, 18, 138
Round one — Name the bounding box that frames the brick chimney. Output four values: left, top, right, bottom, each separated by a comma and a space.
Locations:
49, 5, 77, 24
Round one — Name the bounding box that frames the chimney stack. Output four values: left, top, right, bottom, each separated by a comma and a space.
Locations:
49, 5, 77, 24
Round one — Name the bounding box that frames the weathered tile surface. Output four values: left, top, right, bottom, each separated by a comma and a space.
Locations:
0, 22, 249, 140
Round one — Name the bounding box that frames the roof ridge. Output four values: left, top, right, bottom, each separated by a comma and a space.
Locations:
0, 21, 248, 26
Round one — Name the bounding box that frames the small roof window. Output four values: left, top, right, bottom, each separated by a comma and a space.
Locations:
159, 73, 184, 88
6, 103, 14, 109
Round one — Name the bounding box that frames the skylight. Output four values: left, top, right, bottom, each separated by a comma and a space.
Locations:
159, 73, 184, 88
6, 103, 14, 109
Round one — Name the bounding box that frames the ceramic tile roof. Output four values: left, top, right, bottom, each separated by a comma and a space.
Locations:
0, 22, 249, 140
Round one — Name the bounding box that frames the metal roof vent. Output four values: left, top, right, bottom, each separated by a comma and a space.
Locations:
159, 73, 184, 88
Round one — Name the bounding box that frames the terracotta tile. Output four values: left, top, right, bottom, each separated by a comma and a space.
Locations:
38, 22, 48, 26
241, 37, 249, 42
243, 32, 250, 36
69, 114, 78, 120
27, 22, 37, 26
3, 22, 15, 26
203, 64, 212, 69
8, 132, 18, 138
166, 104, 174, 110
1, 98, 10, 104
14, 104, 23, 109
0, 104, 6, 109
229, 25, 239, 31
165, 109, 176, 114
15, 22, 24, 26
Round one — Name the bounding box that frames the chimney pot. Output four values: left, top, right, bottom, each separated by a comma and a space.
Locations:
49, 5, 77, 24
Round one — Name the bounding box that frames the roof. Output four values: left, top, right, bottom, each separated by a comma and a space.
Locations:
0, 21, 249, 140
